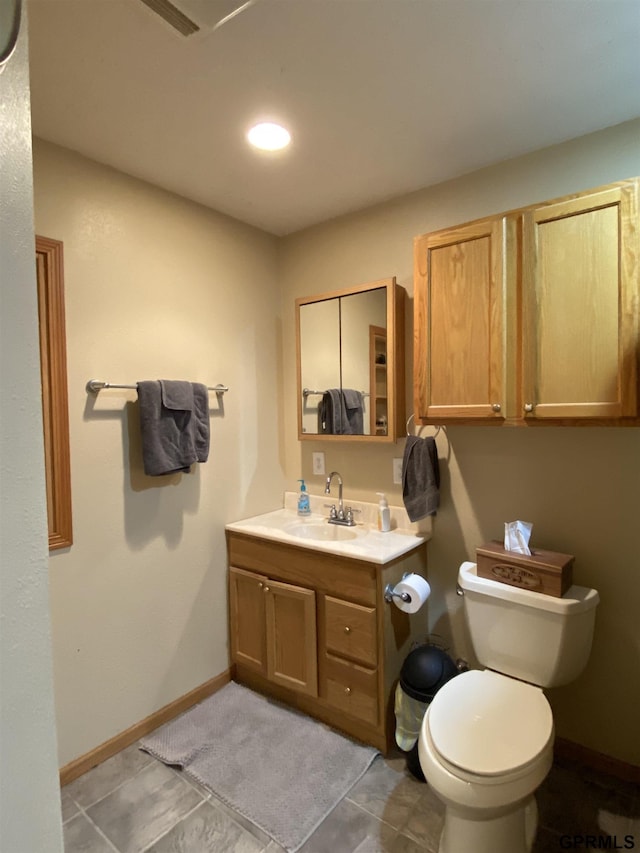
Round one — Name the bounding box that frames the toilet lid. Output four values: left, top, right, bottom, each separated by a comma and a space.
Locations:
428, 670, 553, 776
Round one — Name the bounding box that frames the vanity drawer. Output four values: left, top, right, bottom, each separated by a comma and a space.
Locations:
227, 533, 377, 605
323, 653, 378, 726
324, 596, 377, 667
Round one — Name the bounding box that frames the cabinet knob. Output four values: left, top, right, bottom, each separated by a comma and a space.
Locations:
491, 403, 501, 413
344, 626, 351, 634
524, 403, 534, 413
263, 586, 270, 593
344, 687, 351, 695
258, 582, 263, 588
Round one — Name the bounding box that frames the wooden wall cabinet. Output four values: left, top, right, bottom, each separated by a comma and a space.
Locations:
227, 531, 428, 753
414, 178, 640, 425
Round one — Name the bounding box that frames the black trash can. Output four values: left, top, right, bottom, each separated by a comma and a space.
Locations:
395, 643, 459, 781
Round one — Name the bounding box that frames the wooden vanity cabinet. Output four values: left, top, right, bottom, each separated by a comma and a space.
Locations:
227, 531, 428, 753
414, 178, 640, 425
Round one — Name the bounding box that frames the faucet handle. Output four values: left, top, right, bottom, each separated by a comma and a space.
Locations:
345, 507, 361, 524
324, 503, 338, 519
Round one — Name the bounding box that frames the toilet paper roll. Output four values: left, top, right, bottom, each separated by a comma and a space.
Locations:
393, 574, 431, 614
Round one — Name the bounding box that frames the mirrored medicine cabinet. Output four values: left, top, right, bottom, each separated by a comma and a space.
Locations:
296, 277, 405, 442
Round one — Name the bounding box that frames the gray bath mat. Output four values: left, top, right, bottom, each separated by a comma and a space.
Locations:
140, 681, 379, 852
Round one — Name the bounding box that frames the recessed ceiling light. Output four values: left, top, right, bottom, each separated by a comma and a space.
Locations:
247, 122, 291, 151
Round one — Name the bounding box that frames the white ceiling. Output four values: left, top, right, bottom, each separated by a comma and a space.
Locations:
26, 0, 640, 236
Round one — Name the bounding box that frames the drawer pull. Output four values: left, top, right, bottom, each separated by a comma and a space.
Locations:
263, 586, 270, 593
344, 626, 351, 634
344, 687, 351, 695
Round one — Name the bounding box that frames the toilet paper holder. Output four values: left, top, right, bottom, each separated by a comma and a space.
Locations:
384, 573, 413, 604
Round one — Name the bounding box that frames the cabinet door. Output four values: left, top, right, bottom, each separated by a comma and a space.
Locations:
265, 579, 318, 698
521, 181, 639, 419
229, 566, 267, 674
414, 217, 506, 420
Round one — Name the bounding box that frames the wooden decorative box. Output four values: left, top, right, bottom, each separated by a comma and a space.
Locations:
476, 541, 574, 598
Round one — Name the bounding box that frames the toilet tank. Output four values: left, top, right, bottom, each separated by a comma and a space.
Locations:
458, 562, 599, 688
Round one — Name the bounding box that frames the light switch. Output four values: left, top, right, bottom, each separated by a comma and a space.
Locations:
312, 452, 325, 476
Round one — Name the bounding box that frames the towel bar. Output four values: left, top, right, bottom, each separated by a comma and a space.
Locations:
406, 413, 443, 438
86, 380, 229, 394
303, 387, 370, 398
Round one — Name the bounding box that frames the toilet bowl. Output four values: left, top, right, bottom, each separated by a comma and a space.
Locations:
418, 669, 554, 853
418, 561, 599, 853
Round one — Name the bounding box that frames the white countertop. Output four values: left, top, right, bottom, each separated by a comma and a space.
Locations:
225, 503, 429, 565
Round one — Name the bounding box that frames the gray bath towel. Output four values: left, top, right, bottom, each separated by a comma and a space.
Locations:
191, 383, 210, 463
318, 389, 364, 435
402, 435, 440, 521
318, 389, 343, 434
137, 380, 210, 476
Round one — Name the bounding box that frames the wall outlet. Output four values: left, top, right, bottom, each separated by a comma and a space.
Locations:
312, 452, 325, 476
393, 457, 403, 485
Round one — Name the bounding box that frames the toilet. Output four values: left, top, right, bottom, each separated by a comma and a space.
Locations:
418, 561, 599, 853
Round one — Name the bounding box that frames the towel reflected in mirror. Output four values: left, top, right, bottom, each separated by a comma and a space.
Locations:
318, 388, 364, 434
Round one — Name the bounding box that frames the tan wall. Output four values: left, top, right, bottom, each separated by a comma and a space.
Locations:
280, 118, 640, 766
33, 140, 284, 766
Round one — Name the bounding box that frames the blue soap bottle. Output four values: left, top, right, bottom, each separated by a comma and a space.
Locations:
297, 479, 311, 515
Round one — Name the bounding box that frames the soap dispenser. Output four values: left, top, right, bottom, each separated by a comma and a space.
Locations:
376, 492, 391, 532
297, 479, 311, 515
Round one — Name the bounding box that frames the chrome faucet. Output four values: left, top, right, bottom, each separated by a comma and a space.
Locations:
324, 471, 357, 526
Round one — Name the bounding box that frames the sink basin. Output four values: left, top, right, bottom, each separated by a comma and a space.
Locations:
226, 506, 430, 564
282, 521, 359, 542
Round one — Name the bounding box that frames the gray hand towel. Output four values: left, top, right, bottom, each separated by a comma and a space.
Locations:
137, 380, 209, 476
342, 389, 364, 435
402, 435, 440, 521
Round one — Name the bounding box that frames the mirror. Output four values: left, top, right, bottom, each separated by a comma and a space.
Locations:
296, 277, 405, 442
36, 235, 73, 550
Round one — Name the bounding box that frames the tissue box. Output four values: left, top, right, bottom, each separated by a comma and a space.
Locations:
476, 541, 574, 598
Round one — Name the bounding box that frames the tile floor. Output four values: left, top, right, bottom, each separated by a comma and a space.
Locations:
61, 736, 640, 853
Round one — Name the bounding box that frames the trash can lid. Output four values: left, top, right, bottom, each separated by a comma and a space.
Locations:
400, 644, 457, 702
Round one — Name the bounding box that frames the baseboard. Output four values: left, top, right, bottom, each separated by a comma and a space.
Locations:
59, 669, 232, 786
555, 736, 640, 784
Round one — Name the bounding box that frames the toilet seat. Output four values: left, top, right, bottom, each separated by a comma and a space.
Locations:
428, 669, 553, 778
